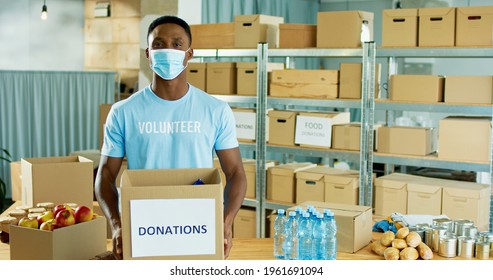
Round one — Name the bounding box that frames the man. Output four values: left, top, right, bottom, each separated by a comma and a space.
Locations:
95, 15, 247, 260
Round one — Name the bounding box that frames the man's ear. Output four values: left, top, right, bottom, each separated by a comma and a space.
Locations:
145, 48, 149, 59
186, 48, 194, 61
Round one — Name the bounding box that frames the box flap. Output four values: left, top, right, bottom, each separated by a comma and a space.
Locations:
375, 173, 414, 190
121, 168, 221, 188
188, 62, 207, 69
236, 62, 257, 69
457, 6, 493, 16
384, 8, 418, 17
296, 170, 324, 181
357, 10, 374, 20
442, 183, 490, 199
406, 182, 442, 194
279, 23, 316, 30
268, 110, 297, 120
269, 162, 317, 176
324, 173, 359, 187
418, 7, 455, 17
298, 111, 350, 120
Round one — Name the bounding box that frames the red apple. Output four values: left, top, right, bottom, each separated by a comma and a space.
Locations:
53, 204, 67, 217
74, 205, 93, 223
37, 210, 55, 227
39, 219, 55, 231
55, 209, 76, 227
18, 217, 39, 229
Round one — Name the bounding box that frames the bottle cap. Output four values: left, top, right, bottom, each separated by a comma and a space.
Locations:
277, 209, 285, 215
303, 212, 310, 218
289, 211, 296, 217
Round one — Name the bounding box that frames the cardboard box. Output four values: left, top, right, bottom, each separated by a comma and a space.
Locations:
237, 62, 284, 96
206, 62, 236, 95
99, 103, 112, 149
243, 160, 276, 199
234, 14, 284, 48
377, 126, 437, 156
279, 24, 316, 48
270, 69, 339, 99
381, 8, 418, 47
120, 168, 224, 260
406, 181, 442, 215
187, 62, 207, 91
10, 216, 107, 260
190, 23, 235, 49
374, 173, 416, 216
295, 111, 351, 149
289, 201, 373, 253
324, 172, 360, 205
339, 63, 381, 99
21, 156, 94, 208
267, 162, 317, 203
442, 182, 491, 231
10, 161, 21, 201
418, 7, 456, 47
232, 108, 271, 143
268, 110, 298, 146
233, 208, 256, 238
331, 123, 380, 152
438, 116, 492, 163
456, 6, 493, 47
390, 75, 444, 103
317, 11, 374, 48
444, 76, 493, 104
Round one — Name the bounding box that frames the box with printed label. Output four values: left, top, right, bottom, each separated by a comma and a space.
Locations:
444, 76, 493, 104
267, 162, 317, 204
190, 23, 235, 49
295, 111, 351, 149
406, 180, 442, 215
456, 6, 493, 47
317, 11, 373, 48
339, 63, 381, 99
243, 160, 277, 199
268, 110, 298, 146
232, 108, 270, 143
236, 62, 284, 96
10, 216, 107, 260
438, 116, 492, 163
270, 69, 339, 99
418, 7, 456, 47
381, 8, 418, 47
374, 173, 417, 216
187, 63, 207, 91
289, 201, 372, 253
21, 156, 94, 208
377, 126, 437, 156
206, 62, 236, 95
390, 75, 444, 103
120, 168, 224, 260
234, 14, 284, 48
233, 208, 256, 238
279, 24, 316, 48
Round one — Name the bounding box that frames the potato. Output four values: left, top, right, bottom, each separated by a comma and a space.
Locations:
383, 247, 400, 260
400, 247, 419, 260
370, 240, 388, 257
392, 238, 408, 250
406, 231, 422, 248
417, 242, 433, 260
396, 227, 409, 239
380, 231, 395, 247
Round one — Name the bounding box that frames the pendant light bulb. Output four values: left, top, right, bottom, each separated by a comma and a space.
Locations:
41, 1, 48, 20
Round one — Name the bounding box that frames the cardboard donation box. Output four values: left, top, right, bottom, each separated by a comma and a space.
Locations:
418, 7, 456, 47
456, 6, 493, 47
268, 110, 298, 146
438, 116, 492, 163
243, 160, 277, 199
120, 168, 224, 260
377, 126, 437, 156
233, 208, 256, 238
187, 63, 207, 91
267, 162, 317, 204
289, 201, 373, 253
10, 161, 21, 201
390, 75, 444, 103
339, 63, 381, 99
406, 180, 442, 215
237, 62, 284, 96
279, 24, 316, 48
270, 69, 339, 99
324, 171, 360, 205
206, 62, 236, 95
189, 23, 235, 49
444, 76, 493, 104
234, 14, 284, 48
10, 216, 107, 260
232, 108, 256, 143
374, 173, 416, 216
21, 156, 94, 208
295, 111, 351, 149
317, 11, 373, 48
381, 8, 418, 47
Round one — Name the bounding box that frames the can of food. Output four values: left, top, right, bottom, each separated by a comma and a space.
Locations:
439, 235, 457, 258
433, 218, 453, 233
457, 236, 475, 258
479, 232, 493, 257
464, 226, 478, 238
432, 226, 449, 253
454, 219, 474, 236
475, 242, 490, 260
425, 227, 433, 248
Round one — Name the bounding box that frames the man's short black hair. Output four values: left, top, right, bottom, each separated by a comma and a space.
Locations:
147, 15, 192, 46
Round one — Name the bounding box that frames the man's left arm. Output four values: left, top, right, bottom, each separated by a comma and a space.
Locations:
216, 147, 247, 259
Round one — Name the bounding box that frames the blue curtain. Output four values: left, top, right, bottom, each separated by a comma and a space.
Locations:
0, 70, 115, 198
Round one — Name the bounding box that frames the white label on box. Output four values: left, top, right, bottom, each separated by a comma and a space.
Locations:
130, 198, 216, 258
295, 116, 333, 147
233, 111, 256, 140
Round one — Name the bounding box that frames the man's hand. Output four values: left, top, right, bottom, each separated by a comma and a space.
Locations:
224, 225, 233, 259
112, 226, 123, 260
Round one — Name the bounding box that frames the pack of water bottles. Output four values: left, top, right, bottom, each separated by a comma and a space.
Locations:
273, 205, 337, 260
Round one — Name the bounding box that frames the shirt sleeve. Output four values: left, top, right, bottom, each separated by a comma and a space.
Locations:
214, 103, 239, 151
101, 105, 126, 158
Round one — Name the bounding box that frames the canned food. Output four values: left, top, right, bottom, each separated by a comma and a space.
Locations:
432, 226, 449, 253
433, 218, 453, 233
457, 236, 475, 259
454, 219, 474, 236
425, 228, 433, 248
464, 226, 478, 238
475, 242, 490, 260
36, 202, 55, 212
439, 235, 457, 258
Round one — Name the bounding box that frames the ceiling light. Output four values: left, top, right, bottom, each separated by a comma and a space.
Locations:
41, 0, 48, 20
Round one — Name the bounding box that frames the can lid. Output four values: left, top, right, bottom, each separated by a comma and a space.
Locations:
15, 205, 31, 211
28, 207, 46, 214
36, 202, 55, 208
8, 209, 27, 217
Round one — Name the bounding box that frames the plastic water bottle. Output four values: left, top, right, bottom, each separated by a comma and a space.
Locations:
273, 209, 287, 259
295, 207, 303, 226
312, 213, 327, 260
298, 212, 313, 260
283, 211, 299, 260
325, 210, 337, 260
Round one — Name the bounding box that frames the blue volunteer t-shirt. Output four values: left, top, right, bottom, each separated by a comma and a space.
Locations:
101, 84, 239, 170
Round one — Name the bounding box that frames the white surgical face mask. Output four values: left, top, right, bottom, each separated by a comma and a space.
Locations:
150, 48, 189, 80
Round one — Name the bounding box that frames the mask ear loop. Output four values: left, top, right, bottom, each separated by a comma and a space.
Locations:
183, 48, 191, 68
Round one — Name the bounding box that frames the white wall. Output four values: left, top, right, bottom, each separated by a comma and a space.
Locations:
0, 0, 84, 70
